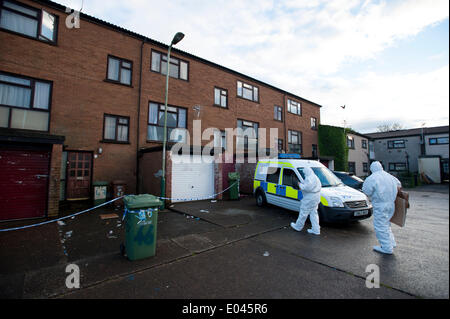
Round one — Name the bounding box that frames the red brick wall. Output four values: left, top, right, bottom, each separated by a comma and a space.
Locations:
48, 143, 62, 217
0, 0, 321, 211
0, 0, 141, 195
138, 43, 321, 155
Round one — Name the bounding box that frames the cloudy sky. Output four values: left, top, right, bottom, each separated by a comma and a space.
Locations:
59, 0, 449, 133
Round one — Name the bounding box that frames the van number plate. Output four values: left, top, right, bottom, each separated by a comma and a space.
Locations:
354, 210, 368, 217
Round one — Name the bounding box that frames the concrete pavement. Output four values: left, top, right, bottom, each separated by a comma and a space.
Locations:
0, 184, 448, 299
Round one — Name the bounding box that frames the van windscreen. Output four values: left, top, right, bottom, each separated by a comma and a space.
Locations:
297, 167, 342, 187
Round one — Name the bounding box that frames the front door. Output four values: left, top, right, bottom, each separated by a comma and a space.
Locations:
66, 152, 92, 200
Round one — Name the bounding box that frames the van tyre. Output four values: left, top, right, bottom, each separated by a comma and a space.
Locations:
255, 190, 266, 207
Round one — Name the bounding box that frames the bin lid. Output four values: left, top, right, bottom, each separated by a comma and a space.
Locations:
93, 181, 108, 186
228, 172, 240, 180
124, 194, 162, 210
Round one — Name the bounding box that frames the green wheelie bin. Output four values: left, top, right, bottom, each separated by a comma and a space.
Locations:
228, 172, 240, 200
121, 194, 162, 261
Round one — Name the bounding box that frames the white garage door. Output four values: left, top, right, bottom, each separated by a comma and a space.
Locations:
171, 155, 215, 202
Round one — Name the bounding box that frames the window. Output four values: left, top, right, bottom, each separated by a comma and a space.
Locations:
287, 99, 301, 115
387, 140, 405, 149
147, 102, 187, 142
277, 139, 283, 152
0, 1, 57, 43
347, 136, 355, 149
429, 137, 448, 145
363, 162, 369, 173
237, 80, 258, 102
348, 162, 356, 174
151, 50, 189, 81
236, 119, 258, 151
214, 130, 227, 150
106, 55, 132, 86
312, 144, 318, 158
389, 163, 407, 172
288, 130, 302, 154
362, 139, 367, 149
282, 168, 300, 189
214, 87, 227, 108
311, 117, 317, 130
266, 167, 281, 184
274, 106, 282, 121
103, 114, 129, 143
0, 72, 51, 131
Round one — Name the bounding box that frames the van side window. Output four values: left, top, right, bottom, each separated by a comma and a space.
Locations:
282, 169, 300, 189
266, 167, 281, 184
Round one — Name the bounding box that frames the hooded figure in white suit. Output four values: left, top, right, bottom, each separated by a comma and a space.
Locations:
362, 161, 401, 254
290, 167, 322, 235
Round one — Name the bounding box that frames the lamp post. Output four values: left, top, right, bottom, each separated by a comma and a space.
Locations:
161, 32, 184, 208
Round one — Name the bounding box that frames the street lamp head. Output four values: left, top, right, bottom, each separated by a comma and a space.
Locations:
171, 32, 185, 45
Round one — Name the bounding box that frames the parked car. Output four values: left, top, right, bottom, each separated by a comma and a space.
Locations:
253, 155, 372, 223
333, 171, 364, 191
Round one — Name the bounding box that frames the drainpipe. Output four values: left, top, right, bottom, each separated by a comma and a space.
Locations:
136, 40, 144, 194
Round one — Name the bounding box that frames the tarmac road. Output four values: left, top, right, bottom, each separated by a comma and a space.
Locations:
0, 184, 448, 299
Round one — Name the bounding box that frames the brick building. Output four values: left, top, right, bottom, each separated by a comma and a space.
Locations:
0, 0, 321, 221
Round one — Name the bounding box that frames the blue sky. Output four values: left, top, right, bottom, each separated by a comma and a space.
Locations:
59, 0, 449, 133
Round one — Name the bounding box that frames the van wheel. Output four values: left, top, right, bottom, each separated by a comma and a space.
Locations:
256, 191, 266, 207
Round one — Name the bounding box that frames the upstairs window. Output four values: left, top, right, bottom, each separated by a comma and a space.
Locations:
288, 130, 302, 154
237, 80, 258, 102
148, 102, 187, 143
274, 106, 282, 121
151, 50, 189, 81
311, 117, 317, 130
287, 99, 301, 115
0, 1, 57, 43
362, 139, 367, 149
214, 87, 227, 108
387, 140, 405, 149
429, 137, 448, 145
107, 55, 132, 86
347, 136, 355, 149
103, 114, 129, 143
0, 72, 51, 131
237, 119, 258, 151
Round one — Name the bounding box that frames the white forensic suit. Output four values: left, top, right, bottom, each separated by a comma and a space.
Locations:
290, 167, 322, 235
362, 161, 402, 254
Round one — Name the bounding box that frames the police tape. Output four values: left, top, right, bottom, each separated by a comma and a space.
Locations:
0, 196, 125, 233
0, 181, 240, 232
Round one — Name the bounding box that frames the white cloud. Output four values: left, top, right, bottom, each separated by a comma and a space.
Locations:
317, 64, 450, 133
57, 0, 449, 131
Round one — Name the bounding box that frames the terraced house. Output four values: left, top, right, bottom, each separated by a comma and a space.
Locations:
0, 0, 322, 221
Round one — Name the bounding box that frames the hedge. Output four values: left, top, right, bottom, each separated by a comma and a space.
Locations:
318, 124, 349, 171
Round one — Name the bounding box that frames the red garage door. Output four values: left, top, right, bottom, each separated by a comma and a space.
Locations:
0, 148, 50, 221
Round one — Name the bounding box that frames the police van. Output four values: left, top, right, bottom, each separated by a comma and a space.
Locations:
253, 154, 373, 222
